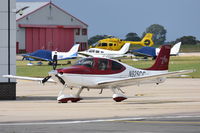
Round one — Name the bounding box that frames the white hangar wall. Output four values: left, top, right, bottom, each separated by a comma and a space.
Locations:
16, 2, 88, 52
0, 0, 16, 82
0, 0, 16, 100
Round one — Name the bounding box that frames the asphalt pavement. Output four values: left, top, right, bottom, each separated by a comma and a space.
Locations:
1, 115, 200, 133
0, 78, 200, 132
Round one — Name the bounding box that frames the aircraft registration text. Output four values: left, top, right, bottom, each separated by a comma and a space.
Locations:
129, 70, 146, 77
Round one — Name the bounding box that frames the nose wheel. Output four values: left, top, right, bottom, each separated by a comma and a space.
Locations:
57, 94, 82, 103
57, 87, 84, 103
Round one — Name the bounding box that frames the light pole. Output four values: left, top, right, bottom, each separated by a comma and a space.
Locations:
8, 0, 11, 83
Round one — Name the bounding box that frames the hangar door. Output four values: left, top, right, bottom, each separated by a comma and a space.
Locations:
25, 28, 74, 53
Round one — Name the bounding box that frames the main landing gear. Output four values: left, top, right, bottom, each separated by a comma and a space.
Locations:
111, 87, 127, 102
57, 85, 83, 103
56, 85, 127, 103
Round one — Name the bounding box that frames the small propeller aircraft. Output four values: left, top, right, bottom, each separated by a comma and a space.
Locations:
78, 43, 130, 58
132, 42, 182, 59
91, 33, 154, 51
3, 45, 193, 103
22, 44, 80, 65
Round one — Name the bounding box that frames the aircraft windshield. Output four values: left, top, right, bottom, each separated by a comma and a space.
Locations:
74, 58, 94, 68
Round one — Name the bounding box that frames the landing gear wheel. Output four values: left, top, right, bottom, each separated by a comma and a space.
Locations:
57, 94, 82, 103
112, 94, 127, 102
71, 97, 82, 103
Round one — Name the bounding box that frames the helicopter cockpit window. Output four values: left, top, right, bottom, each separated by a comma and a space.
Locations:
102, 43, 107, 46
111, 60, 123, 70
98, 59, 108, 70
74, 58, 94, 68
109, 43, 113, 46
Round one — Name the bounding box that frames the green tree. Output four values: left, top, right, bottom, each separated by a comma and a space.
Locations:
143, 24, 167, 45
88, 35, 110, 46
125, 32, 141, 41
175, 36, 197, 45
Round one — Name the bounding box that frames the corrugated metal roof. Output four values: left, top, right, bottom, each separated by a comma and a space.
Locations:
16, 2, 49, 20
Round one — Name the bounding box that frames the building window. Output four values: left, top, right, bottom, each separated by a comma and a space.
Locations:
76, 29, 80, 35
82, 28, 87, 35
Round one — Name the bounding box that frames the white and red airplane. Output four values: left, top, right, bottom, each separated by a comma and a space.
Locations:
3, 45, 193, 103
78, 43, 130, 58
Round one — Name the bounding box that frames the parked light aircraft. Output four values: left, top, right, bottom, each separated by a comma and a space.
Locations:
91, 33, 154, 51
78, 43, 130, 58
3, 45, 193, 103
22, 44, 80, 64
132, 42, 182, 59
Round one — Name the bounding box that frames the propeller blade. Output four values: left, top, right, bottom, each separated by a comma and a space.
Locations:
52, 52, 58, 70
55, 74, 65, 85
42, 76, 52, 84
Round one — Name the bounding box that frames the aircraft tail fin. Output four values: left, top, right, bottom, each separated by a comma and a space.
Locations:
119, 43, 130, 54
68, 44, 80, 54
146, 45, 171, 70
170, 42, 181, 56
141, 33, 154, 46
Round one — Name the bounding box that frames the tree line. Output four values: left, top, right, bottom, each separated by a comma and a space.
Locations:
88, 24, 200, 46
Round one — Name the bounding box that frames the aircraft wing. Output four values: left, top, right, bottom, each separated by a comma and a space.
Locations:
22, 55, 52, 61
97, 69, 194, 88
132, 47, 156, 57
2, 75, 56, 83
132, 52, 152, 57
22, 49, 53, 61
78, 52, 93, 57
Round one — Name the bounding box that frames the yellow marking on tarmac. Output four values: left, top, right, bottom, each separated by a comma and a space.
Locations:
117, 120, 200, 124
135, 94, 144, 96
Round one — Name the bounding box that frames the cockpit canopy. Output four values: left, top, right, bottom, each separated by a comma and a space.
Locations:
74, 58, 125, 72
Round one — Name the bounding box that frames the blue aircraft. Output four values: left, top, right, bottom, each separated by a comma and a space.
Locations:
131, 42, 181, 59
22, 44, 80, 65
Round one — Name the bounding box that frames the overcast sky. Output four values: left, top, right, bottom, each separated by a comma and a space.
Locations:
17, 0, 200, 41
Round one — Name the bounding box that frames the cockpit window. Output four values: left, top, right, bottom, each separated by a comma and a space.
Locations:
88, 50, 95, 53
109, 43, 113, 46
102, 43, 107, 46
111, 61, 123, 70
98, 59, 108, 70
74, 58, 94, 68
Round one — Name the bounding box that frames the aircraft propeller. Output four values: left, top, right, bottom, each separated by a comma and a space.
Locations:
52, 52, 58, 70
42, 52, 65, 85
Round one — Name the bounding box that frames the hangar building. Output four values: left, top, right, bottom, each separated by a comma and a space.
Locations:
16, 2, 88, 53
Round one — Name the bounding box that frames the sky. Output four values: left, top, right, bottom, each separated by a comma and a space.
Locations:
17, 0, 200, 41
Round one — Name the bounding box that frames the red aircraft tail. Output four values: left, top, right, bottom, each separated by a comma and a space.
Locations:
146, 45, 171, 70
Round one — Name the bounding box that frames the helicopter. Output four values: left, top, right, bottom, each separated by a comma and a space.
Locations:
91, 33, 154, 51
